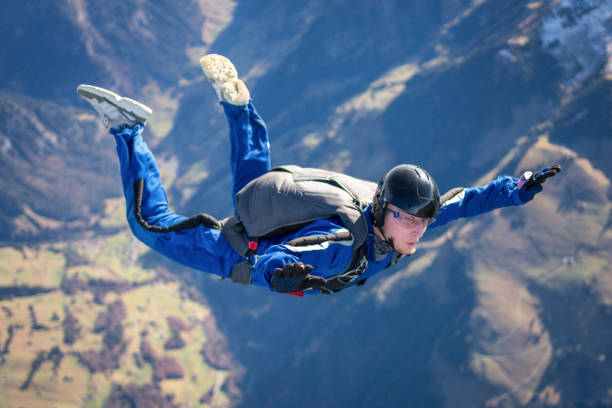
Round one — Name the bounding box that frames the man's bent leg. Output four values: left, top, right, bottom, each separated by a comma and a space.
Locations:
221, 101, 271, 204
111, 124, 241, 278
112, 124, 186, 245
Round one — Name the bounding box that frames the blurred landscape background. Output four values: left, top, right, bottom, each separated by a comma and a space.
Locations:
1, 0, 611, 407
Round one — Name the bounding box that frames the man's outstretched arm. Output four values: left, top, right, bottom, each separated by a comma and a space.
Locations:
430, 164, 561, 229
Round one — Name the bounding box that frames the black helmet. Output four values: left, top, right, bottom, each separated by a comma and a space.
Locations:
372, 164, 440, 228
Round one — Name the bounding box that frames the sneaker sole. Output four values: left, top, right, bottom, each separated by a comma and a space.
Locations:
76, 84, 152, 122
199, 54, 238, 84
220, 79, 250, 106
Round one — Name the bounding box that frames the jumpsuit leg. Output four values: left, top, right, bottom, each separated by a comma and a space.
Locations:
110, 100, 271, 285
220, 101, 271, 205
111, 123, 241, 278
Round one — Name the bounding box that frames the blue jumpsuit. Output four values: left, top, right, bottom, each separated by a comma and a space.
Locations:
111, 100, 526, 294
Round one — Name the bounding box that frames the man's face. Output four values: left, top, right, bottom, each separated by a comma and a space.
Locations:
381, 204, 430, 255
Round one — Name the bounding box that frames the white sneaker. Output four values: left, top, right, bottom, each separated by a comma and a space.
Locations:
199, 54, 250, 106
76, 84, 153, 129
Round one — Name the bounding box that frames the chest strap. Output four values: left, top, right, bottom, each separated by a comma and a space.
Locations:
316, 244, 369, 294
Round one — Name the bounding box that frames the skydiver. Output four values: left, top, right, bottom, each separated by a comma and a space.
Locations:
76, 54, 560, 296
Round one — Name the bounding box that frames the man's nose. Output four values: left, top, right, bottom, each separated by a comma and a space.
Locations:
412, 222, 427, 236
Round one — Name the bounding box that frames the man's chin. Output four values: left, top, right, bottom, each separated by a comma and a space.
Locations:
397, 244, 417, 255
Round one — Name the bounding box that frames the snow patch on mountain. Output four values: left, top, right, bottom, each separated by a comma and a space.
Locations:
540, 0, 612, 85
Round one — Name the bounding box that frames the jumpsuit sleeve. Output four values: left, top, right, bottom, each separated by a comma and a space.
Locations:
251, 232, 356, 291
429, 175, 523, 229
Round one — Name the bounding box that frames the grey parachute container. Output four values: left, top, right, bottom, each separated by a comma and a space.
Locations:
221, 165, 378, 257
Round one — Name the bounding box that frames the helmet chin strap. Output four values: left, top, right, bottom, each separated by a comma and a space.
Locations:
372, 201, 397, 252
374, 224, 396, 252
381, 229, 395, 250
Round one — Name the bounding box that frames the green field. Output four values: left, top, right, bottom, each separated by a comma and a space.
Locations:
0, 232, 234, 407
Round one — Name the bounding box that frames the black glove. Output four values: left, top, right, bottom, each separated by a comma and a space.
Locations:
518, 164, 562, 203
271, 262, 326, 293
